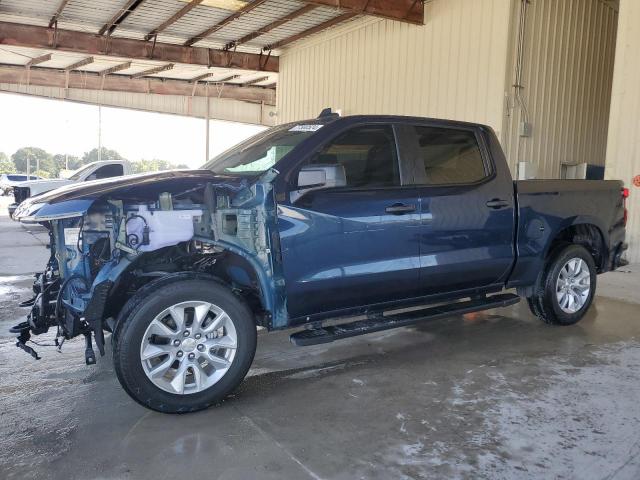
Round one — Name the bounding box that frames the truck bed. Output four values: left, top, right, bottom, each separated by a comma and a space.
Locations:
510, 179, 625, 288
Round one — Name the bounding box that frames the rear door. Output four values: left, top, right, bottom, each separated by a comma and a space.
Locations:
277, 124, 423, 319
399, 123, 515, 295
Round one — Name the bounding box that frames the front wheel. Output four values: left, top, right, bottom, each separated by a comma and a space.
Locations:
527, 244, 597, 326
113, 278, 257, 413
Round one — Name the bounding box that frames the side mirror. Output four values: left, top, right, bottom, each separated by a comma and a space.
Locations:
291, 164, 347, 203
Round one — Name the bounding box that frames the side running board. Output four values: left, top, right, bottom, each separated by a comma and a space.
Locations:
290, 293, 520, 346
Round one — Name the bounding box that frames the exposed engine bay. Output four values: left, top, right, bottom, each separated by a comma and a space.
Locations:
11, 171, 284, 364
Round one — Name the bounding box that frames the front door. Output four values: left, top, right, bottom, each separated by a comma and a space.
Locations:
277, 124, 422, 319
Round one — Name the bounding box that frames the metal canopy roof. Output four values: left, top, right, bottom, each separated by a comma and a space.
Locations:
0, 1, 423, 52
0, 0, 423, 107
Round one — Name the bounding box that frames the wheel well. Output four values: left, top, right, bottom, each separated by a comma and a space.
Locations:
546, 224, 606, 272
103, 245, 270, 329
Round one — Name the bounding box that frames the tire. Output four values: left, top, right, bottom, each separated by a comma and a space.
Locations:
527, 244, 597, 326
113, 277, 257, 413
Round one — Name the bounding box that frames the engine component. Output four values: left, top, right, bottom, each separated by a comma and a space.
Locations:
125, 204, 203, 253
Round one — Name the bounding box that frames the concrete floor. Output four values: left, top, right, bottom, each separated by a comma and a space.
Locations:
1, 195, 639, 480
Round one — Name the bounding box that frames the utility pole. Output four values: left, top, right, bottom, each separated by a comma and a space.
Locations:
26, 154, 30, 177
205, 84, 210, 163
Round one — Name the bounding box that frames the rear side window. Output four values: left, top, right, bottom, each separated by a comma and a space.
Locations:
7, 175, 28, 181
412, 126, 486, 185
307, 125, 400, 188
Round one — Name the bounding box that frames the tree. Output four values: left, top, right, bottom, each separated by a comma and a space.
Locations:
53, 153, 83, 172
33, 169, 51, 178
11, 147, 55, 175
130, 159, 189, 174
0, 152, 15, 174
82, 147, 125, 164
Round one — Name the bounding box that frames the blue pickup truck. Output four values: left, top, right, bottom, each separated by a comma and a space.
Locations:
12, 113, 628, 413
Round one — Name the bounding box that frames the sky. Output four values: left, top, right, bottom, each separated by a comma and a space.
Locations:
0, 92, 266, 169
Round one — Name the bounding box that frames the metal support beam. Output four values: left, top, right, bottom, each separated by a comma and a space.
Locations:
25, 53, 52, 68
225, 4, 318, 50
190, 72, 217, 82
99, 62, 132, 75
64, 57, 94, 70
65, 57, 94, 89
212, 74, 241, 83
145, 0, 204, 41
190, 73, 240, 83
48, 0, 71, 28
242, 76, 269, 86
130, 63, 174, 78
0, 21, 278, 72
184, 0, 268, 47
0, 64, 276, 104
99, 0, 148, 36
264, 12, 357, 50
302, 0, 423, 25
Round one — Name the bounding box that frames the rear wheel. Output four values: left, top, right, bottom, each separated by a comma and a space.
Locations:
527, 244, 597, 325
113, 278, 256, 413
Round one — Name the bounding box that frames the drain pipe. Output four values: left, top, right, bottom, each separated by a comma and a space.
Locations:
514, 0, 531, 175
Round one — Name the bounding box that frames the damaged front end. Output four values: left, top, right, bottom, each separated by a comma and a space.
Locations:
11, 169, 285, 364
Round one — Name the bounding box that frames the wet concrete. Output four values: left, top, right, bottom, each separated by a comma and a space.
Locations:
1, 196, 639, 480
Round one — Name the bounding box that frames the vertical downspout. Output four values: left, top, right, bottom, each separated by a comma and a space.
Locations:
514, 0, 531, 175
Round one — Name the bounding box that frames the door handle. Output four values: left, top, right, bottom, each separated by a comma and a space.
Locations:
485, 199, 510, 209
385, 203, 417, 215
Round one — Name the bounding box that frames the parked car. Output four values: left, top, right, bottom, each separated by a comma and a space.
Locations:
12, 114, 628, 413
8, 160, 131, 217
0, 173, 41, 195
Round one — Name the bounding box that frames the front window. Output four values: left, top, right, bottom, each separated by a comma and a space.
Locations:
203, 123, 324, 175
302, 125, 400, 188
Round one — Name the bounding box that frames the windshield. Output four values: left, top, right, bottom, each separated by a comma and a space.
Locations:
202, 123, 324, 175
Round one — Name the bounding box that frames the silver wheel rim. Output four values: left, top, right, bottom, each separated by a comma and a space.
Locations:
555, 258, 591, 314
140, 301, 238, 395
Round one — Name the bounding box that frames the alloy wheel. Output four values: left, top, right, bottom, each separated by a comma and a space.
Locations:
139, 301, 238, 395
555, 258, 591, 314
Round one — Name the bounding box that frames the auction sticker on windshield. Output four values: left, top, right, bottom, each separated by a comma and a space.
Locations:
289, 125, 323, 132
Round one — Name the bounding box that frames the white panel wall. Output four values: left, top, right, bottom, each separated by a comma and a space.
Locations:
606, 0, 640, 263
503, 0, 618, 178
277, 0, 512, 137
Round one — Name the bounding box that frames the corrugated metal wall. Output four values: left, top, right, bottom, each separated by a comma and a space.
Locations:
277, 0, 513, 137
502, 0, 618, 178
606, 0, 640, 263
0, 83, 277, 126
